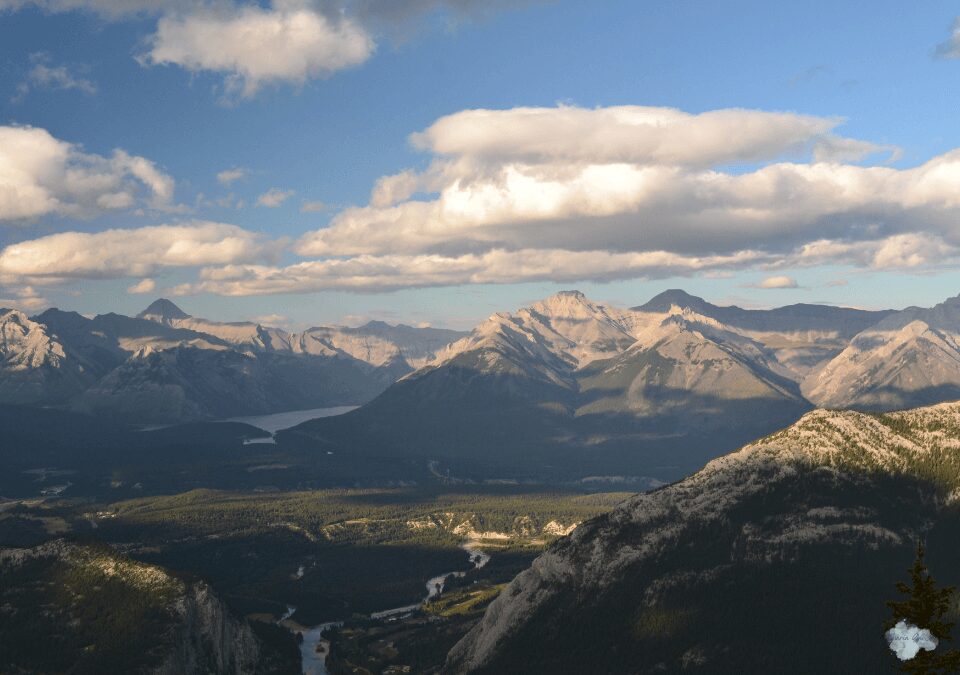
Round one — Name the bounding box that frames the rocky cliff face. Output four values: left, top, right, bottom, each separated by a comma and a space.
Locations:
446, 403, 960, 674
152, 581, 261, 675
0, 540, 275, 674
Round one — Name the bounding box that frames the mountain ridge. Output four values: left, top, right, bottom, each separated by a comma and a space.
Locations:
445, 401, 960, 673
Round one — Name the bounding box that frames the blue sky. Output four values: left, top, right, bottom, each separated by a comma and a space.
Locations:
1, 0, 960, 329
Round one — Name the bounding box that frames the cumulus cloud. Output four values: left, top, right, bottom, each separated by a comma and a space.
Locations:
127, 278, 157, 294
409, 105, 846, 167
0, 284, 47, 311
0, 221, 272, 279
1, 1, 537, 100
295, 106, 960, 266
12, 52, 96, 103
257, 187, 295, 207
795, 233, 960, 270
142, 1, 374, 98
0, 125, 174, 221
217, 167, 247, 186
175, 230, 960, 296
9, 104, 960, 297
755, 275, 799, 289
174, 247, 771, 295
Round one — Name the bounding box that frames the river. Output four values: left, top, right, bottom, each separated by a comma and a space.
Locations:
283, 541, 490, 675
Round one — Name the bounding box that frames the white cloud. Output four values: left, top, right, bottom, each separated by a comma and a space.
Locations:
409, 106, 846, 167
811, 135, 898, 163
257, 187, 295, 207
936, 18, 960, 59
795, 233, 960, 270
0, 284, 47, 311
166, 229, 960, 297
142, 1, 374, 98
12, 53, 96, 103
127, 278, 156, 294
217, 167, 247, 186
174, 247, 771, 295
300, 199, 328, 213
295, 106, 960, 263
0, 221, 272, 279
755, 275, 799, 289
0, 125, 174, 221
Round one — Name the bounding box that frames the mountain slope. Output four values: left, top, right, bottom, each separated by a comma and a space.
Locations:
0, 539, 294, 674
11, 299, 466, 423
577, 314, 809, 427
635, 288, 893, 335
635, 289, 894, 376
0, 309, 94, 404
287, 292, 815, 480
803, 295, 960, 410
292, 320, 467, 368
135, 298, 467, 368
434, 290, 636, 371
446, 403, 960, 674
73, 344, 391, 424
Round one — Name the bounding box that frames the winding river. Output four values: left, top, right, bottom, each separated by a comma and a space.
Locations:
282, 542, 490, 675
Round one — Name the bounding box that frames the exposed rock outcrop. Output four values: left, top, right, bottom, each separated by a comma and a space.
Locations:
446, 403, 960, 674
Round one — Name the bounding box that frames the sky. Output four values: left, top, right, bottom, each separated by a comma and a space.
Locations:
1, 0, 960, 330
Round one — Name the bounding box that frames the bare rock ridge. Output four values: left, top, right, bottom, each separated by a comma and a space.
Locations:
445, 402, 960, 674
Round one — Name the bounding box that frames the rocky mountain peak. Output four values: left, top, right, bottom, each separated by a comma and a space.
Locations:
633, 288, 713, 314
527, 290, 602, 318
137, 298, 190, 324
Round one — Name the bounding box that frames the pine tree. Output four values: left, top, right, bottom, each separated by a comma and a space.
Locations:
885, 541, 960, 674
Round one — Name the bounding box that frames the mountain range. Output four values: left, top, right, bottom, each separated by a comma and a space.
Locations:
10, 290, 960, 475
0, 299, 465, 424
286, 289, 910, 481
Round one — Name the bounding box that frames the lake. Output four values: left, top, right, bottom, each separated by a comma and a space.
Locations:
227, 406, 358, 434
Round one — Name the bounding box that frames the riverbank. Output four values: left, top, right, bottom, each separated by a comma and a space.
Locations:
285, 541, 490, 674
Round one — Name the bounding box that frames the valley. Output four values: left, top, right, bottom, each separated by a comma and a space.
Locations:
0, 482, 628, 674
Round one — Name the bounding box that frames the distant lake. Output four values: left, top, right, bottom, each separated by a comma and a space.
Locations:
226, 406, 358, 434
